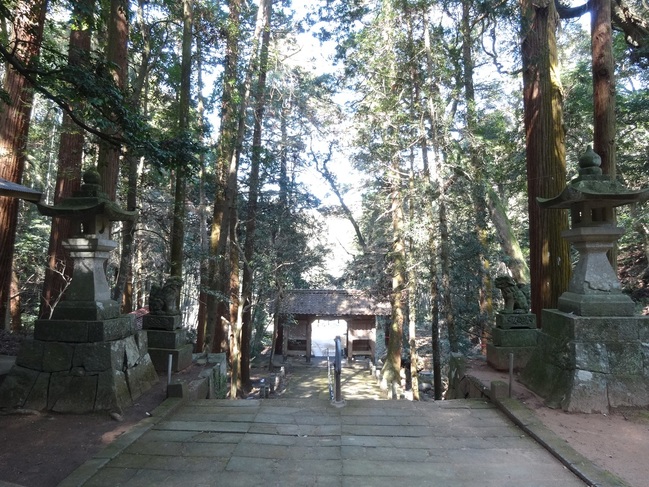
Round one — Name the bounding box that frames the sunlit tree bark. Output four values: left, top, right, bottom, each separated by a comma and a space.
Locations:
520, 0, 571, 320
0, 0, 48, 329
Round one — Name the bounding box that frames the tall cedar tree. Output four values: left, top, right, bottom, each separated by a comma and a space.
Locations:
0, 0, 48, 329
206, 0, 241, 354
96, 0, 128, 199
241, 0, 273, 390
520, 0, 571, 320
169, 0, 193, 280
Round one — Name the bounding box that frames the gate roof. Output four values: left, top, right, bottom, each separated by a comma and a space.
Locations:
278, 289, 390, 317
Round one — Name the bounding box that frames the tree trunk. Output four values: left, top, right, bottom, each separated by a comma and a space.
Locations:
592, 0, 616, 178
169, 0, 193, 280
520, 0, 571, 322
0, 0, 48, 329
422, 9, 442, 399
229, 204, 241, 398
241, 0, 273, 389
206, 0, 242, 354
196, 35, 209, 352
114, 0, 151, 311
439, 197, 457, 352
592, 0, 618, 267
461, 0, 492, 351
381, 156, 405, 395
486, 187, 531, 285
97, 0, 128, 200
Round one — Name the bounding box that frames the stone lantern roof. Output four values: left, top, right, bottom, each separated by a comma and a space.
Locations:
36, 169, 136, 237
538, 146, 649, 225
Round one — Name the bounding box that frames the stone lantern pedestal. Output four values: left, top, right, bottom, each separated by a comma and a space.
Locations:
521, 148, 649, 413
0, 170, 158, 414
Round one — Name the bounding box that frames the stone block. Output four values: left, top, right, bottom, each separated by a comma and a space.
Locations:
52, 299, 121, 321
491, 328, 537, 347
187, 377, 208, 400
96, 370, 131, 412
490, 380, 508, 400
640, 322, 649, 341
0, 365, 39, 408
34, 316, 134, 343
124, 335, 141, 369
15, 339, 44, 370
142, 314, 181, 331
607, 376, 649, 408
607, 342, 644, 376
23, 372, 50, 411
34, 320, 90, 342
571, 341, 609, 373
134, 330, 149, 357
148, 344, 193, 372
572, 316, 642, 342
42, 342, 74, 372
90, 315, 135, 342
486, 344, 536, 371
558, 291, 635, 317
125, 354, 158, 401
50, 374, 98, 414
167, 381, 188, 398
495, 313, 536, 329
147, 329, 186, 350
74, 341, 124, 372
563, 370, 609, 414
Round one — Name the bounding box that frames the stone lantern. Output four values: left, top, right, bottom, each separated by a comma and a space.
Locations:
36, 168, 136, 321
522, 147, 649, 413
537, 146, 648, 317
0, 169, 157, 414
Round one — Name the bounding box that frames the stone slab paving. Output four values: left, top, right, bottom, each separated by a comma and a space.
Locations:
65, 397, 587, 487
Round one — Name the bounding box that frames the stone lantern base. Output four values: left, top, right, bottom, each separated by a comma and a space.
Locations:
521, 309, 649, 413
0, 315, 158, 414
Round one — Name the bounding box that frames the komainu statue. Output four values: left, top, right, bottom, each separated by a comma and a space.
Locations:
148, 276, 183, 315
495, 275, 529, 314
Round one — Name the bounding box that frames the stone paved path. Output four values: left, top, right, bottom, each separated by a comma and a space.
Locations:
61, 362, 587, 487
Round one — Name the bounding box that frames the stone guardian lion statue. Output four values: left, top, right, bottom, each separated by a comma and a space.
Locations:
495, 275, 529, 314
148, 276, 183, 315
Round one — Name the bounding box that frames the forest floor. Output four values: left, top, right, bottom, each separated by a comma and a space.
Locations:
0, 340, 648, 487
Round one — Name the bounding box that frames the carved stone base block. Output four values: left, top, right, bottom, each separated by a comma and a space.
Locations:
143, 314, 191, 373
0, 320, 158, 413
487, 313, 537, 371
148, 344, 193, 373
521, 309, 649, 413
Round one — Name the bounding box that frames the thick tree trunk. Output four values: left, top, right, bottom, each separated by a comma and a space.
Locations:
206, 0, 242, 354
169, 0, 193, 280
97, 0, 128, 200
592, 0, 616, 178
520, 0, 571, 322
0, 0, 48, 329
